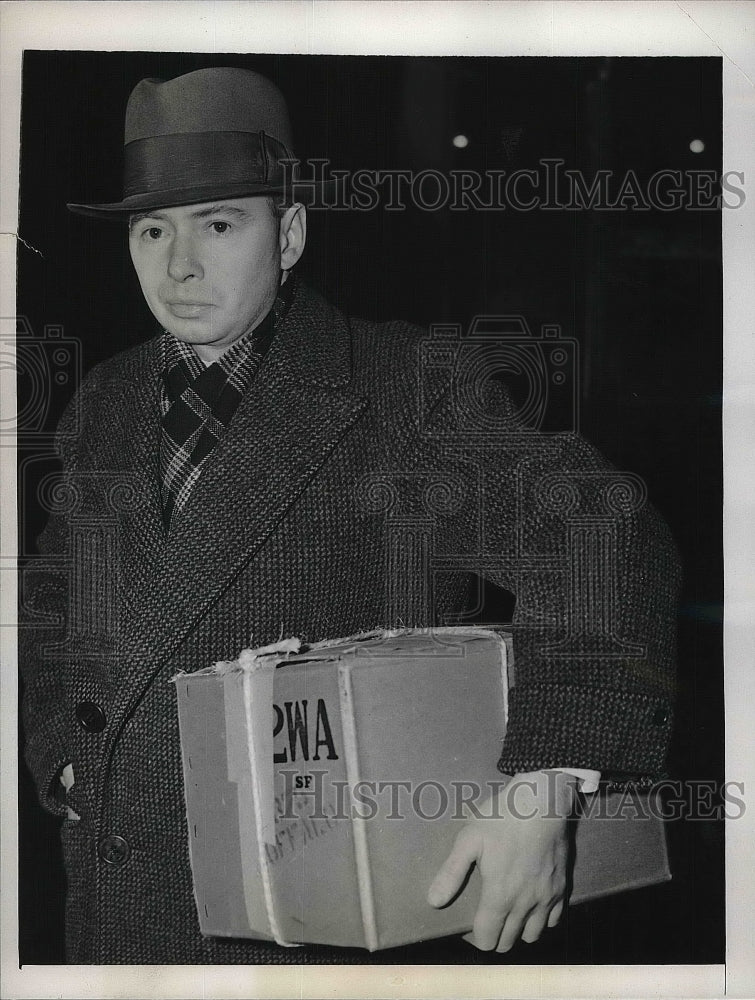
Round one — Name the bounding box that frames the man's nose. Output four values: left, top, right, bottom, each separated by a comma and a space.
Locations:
167, 235, 204, 282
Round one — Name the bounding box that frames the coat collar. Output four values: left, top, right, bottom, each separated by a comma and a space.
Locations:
271, 280, 355, 391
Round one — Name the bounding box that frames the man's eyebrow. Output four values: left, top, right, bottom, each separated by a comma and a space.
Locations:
129, 210, 167, 228
128, 204, 252, 229
188, 203, 251, 220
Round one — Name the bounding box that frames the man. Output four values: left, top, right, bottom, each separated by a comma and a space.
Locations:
19, 67, 680, 964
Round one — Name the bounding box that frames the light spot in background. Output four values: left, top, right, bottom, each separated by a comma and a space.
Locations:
689, 139, 705, 154
452, 134, 469, 149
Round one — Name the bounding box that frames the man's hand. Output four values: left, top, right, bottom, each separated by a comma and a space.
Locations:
427, 770, 577, 952
60, 763, 80, 821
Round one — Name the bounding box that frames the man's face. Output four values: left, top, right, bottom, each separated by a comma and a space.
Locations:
128, 196, 301, 363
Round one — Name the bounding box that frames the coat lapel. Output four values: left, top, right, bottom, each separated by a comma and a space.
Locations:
117, 285, 368, 686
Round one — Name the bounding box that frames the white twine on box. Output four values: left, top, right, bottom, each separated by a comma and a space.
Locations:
211, 637, 301, 674
208, 626, 509, 676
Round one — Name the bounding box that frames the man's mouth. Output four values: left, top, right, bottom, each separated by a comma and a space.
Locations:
165, 301, 213, 318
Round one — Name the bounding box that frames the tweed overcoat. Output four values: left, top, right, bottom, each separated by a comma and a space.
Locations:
20, 282, 681, 964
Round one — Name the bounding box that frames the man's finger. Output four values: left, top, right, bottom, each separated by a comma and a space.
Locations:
427, 828, 478, 907
521, 906, 549, 944
496, 909, 528, 953
471, 902, 508, 951
547, 899, 564, 928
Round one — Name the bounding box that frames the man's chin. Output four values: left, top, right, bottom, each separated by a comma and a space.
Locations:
160, 318, 215, 344
160, 320, 248, 362
166, 329, 212, 344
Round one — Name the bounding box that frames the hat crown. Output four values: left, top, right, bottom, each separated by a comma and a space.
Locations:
67, 66, 323, 217
125, 67, 294, 150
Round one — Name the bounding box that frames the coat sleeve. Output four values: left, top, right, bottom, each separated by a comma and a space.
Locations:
384, 321, 682, 786
482, 429, 682, 784
18, 397, 81, 816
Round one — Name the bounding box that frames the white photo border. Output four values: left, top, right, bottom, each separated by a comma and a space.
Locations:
1, 2, 752, 997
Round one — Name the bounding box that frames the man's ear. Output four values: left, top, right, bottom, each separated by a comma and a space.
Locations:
279, 203, 307, 271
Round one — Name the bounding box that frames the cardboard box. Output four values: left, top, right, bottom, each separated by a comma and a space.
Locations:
174, 628, 670, 951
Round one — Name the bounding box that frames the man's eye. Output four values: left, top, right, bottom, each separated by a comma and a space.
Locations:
144, 227, 163, 240
210, 221, 230, 234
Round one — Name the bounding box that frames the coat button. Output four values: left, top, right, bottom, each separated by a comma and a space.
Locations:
75, 701, 106, 733
651, 704, 670, 726
98, 834, 130, 866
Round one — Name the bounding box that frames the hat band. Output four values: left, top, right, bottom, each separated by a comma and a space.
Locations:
123, 131, 290, 198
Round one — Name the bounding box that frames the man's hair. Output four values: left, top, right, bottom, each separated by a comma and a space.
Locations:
268, 196, 293, 221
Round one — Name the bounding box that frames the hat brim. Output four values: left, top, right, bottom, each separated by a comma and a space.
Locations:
67, 179, 335, 219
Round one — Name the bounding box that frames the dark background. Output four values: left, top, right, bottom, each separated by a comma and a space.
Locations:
17, 53, 723, 965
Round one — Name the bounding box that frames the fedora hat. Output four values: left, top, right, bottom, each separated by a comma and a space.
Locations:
67, 67, 312, 218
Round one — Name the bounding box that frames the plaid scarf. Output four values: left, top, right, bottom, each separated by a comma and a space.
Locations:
158, 276, 295, 530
